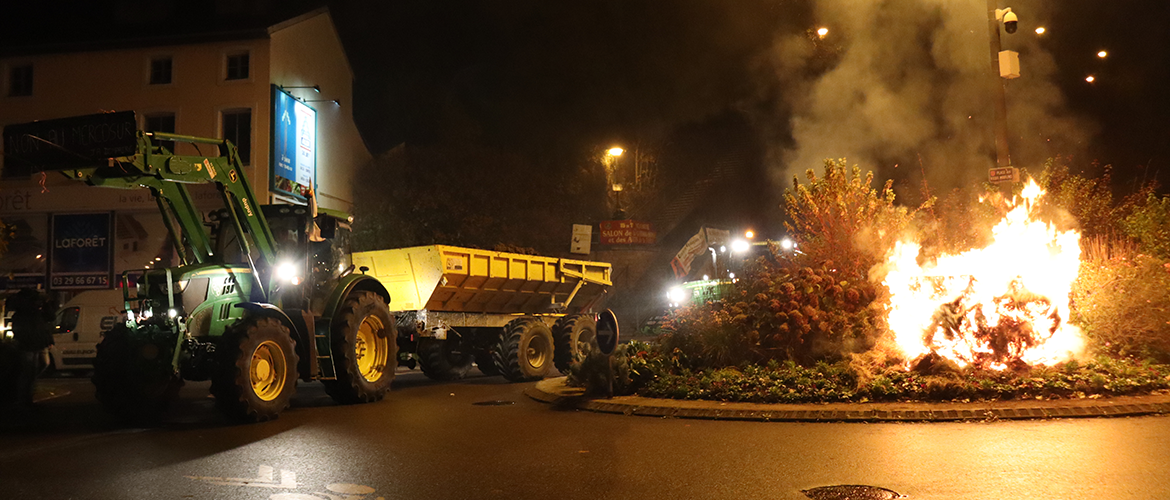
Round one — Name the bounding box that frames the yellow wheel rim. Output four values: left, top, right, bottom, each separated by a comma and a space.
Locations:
250, 340, 287, 402
355, 315, 389, 383
526, 334, 550, 370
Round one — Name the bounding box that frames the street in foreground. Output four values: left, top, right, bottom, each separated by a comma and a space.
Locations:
2, 370, 1167, 500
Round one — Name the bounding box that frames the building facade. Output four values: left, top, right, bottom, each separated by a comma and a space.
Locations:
0, 6, 370, 292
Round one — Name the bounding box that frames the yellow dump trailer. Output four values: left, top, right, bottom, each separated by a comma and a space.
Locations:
352, 245, 612, 382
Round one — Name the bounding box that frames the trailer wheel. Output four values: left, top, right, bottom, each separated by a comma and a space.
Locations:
92, 323, 183, 423
494, 317, 555, 382
322, 291, 397, 404
473, 347, 500, 376
418, 338, 473, 381
211, 316, 298, 422
553, 314, 597, 374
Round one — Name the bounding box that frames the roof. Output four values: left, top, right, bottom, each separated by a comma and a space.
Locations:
0, 1, 328, 57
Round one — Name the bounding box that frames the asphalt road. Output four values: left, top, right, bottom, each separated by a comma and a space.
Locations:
2, 370, 1168, 500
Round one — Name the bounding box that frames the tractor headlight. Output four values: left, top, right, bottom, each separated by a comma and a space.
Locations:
276, 261, 302, 285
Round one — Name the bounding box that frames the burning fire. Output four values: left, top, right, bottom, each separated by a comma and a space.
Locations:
884, 179, 1084, 370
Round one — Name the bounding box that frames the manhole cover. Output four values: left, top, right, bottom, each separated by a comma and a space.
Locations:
472, 400, 516, 406
802, 485, 904, 500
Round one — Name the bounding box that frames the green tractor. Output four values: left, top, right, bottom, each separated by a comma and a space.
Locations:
3, 112, 395, 422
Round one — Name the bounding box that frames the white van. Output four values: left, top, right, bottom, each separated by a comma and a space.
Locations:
50, 289, 125, 371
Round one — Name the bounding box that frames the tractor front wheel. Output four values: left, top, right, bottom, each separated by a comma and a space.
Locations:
92, 323, 184, 423
322, 291, 397, 404
211, 316, 299, 422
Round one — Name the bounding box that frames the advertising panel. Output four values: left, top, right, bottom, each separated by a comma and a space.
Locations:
49, 212, 114, 290
599, 220, 656, 245
270, 85, 317, 199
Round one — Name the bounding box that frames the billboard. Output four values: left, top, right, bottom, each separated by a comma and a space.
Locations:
270, 85, 317, 199
49, 212, 114, 290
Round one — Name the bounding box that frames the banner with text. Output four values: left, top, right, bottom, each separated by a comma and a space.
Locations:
599, 220, 656, 245
49, 212, 114, 290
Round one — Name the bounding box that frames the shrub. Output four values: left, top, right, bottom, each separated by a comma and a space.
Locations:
1121, 192, 1170, 260
1072, 243, 1170, 362
784, 159, 927, 280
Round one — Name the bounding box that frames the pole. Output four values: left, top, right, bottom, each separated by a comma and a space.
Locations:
987, 0, 1011, 168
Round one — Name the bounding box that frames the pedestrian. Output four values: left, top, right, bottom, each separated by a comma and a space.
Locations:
5, 288, 55, 409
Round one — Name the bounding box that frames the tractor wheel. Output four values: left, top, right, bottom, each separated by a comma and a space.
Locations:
322, 291, 397, 404
473, 347, 500, 376
493, 317, 555, 382
92, 323, 184, 423
418, 338, 473, 381
553, 314, 597, 374
211, 316, 299, 422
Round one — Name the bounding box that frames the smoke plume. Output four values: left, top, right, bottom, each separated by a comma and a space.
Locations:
762, 0, 1094, 191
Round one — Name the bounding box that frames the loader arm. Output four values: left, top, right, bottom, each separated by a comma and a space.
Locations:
4, 112, 278, 298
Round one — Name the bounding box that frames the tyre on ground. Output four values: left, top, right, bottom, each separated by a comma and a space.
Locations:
211, 316, 299, 422
92, 322, 184, 423
493, 317, 555, 382
473, 346, 500, 376
418, 337, 473, 381
322, 291, 397, 404
552, 313, 597, 374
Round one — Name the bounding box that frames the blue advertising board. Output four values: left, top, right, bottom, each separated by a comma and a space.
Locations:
271, 85, 317, 198
49, 212, 114, 290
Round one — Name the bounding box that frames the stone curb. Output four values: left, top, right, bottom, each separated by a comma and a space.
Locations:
525, 377, 1170, 422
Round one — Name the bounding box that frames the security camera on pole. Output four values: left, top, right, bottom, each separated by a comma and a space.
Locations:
987, 3, 1021, 184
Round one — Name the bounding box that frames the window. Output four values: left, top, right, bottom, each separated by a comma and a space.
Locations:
8, 64, 32, 96
225, 52, 249, 80
145, 113, 176, 153
222, 109, 252, 164
149, 57, 172, 85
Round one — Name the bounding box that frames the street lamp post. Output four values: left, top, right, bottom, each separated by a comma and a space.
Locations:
987, 0, 1012, 168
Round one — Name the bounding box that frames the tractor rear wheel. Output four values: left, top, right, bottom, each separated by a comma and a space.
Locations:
418, 338, 473, 381
494, 317, 555, 382
211, 316, 299, 422
322, 291, 397, 404
553, 314, 597, 374
92, 322, 183, 423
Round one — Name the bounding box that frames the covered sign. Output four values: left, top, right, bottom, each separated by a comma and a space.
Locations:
270, 86, 317, 199
599, 220, 656, 245
49, 212, 114, 290
2, 111, 138, 177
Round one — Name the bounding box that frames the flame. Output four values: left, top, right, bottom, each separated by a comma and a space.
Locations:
884, 179, 1084, 370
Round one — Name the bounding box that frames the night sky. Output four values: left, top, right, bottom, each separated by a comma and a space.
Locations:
4, 1, 1169, 194
325, 1, 1170, 194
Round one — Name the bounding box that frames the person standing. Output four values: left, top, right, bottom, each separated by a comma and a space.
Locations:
6, 288, 54, 409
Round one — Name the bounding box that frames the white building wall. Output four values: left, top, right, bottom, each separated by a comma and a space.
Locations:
269, 10, 370, 211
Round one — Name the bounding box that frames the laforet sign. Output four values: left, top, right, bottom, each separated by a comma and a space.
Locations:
2, 111, 139, 177
599, 220, 656, 245
49, 212, 114, 290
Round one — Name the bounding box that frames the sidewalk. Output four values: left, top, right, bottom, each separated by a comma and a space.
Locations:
525, 376, 1170, 422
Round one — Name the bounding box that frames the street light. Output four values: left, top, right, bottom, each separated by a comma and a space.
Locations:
816, 27, 828, 38
607, 147, 624, 157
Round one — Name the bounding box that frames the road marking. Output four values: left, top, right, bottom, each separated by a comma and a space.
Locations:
185, 465, 298, 489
